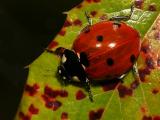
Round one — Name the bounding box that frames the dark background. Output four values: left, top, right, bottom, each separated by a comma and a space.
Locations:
0, 0, 82, 120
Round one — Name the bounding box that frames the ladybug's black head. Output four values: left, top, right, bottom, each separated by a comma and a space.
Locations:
55, 47, 65, 57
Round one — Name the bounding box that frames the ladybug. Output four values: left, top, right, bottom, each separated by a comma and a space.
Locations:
49, 5, 141, 102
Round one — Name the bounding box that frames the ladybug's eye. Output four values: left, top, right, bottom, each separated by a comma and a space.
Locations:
130, 54, 136, 63
96, 35, 103, 42
106, 58, 114, 66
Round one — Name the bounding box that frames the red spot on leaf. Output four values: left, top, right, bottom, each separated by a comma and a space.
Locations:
29, 104, 39, 114
42, 86, 67, 111
118, 85, 133, 98
93, 0, 101, 3
45, 101, 54, 109
60, 90, 68, 97
141, 106, 146, 113
135, 0, 144, 9
59, 29, 66, 36
141, 45, 150, 54
138, 68, 150, 82
73, 19, 82, 26
145, 56, 155, 69
63, 20, 72, 27
42, 94, 50, 102
90, 11, 97, 17
148, 3, 157, 11
130, 80, 139, 89
44, 86, 68, 98
48, 41, 58, 49
53, 100, 62, 111
76, 90, 86, 100
89, 108, 104, 120
44, 100, 62, 111
153, 116, 160, 120
61, 112, 68, 120
152, 88, 159, 94
142, 115, 152, 120
19, 112, 31, 120
25, 84, 39, 96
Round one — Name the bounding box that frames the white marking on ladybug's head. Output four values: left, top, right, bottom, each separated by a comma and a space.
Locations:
86, 78, 89, 82
72, 76, 79, 81
76, 52, 81, 62
58, 69, 62, 74
108, 42, 116, 48
82, 64, 86, 70
76, 52, 80, 59
62, 55, 67, 63
62, 76, 66, 80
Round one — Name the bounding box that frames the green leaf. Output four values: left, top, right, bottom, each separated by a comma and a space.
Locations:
14, 0, 160, 120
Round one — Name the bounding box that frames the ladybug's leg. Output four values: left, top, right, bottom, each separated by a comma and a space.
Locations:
83, 78, 93, 102
132, 62, 140, 81
85, 11, 92, 26
110, 4, 134, 22
80, 12, 92, 33
78, 72, 93, 102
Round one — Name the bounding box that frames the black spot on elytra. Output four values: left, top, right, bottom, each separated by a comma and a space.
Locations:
96, 35, 103, 42
130, 54, 136, 63
80, 52, 89, 67
106, 58, 114, 66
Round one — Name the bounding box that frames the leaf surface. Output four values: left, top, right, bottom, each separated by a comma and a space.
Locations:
15, 0, 160, 120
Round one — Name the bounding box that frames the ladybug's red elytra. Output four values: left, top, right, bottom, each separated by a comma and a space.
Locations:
73, 21, 141, 80
47, 4, 141, 102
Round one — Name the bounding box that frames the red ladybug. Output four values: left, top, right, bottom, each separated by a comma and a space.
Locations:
50, 5, 141, 102
73, 20, 141, 80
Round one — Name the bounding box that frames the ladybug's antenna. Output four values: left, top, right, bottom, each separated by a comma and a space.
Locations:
85, 11, 92, 26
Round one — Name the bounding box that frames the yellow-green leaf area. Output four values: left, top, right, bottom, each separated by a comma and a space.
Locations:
15, 0, 160, 120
